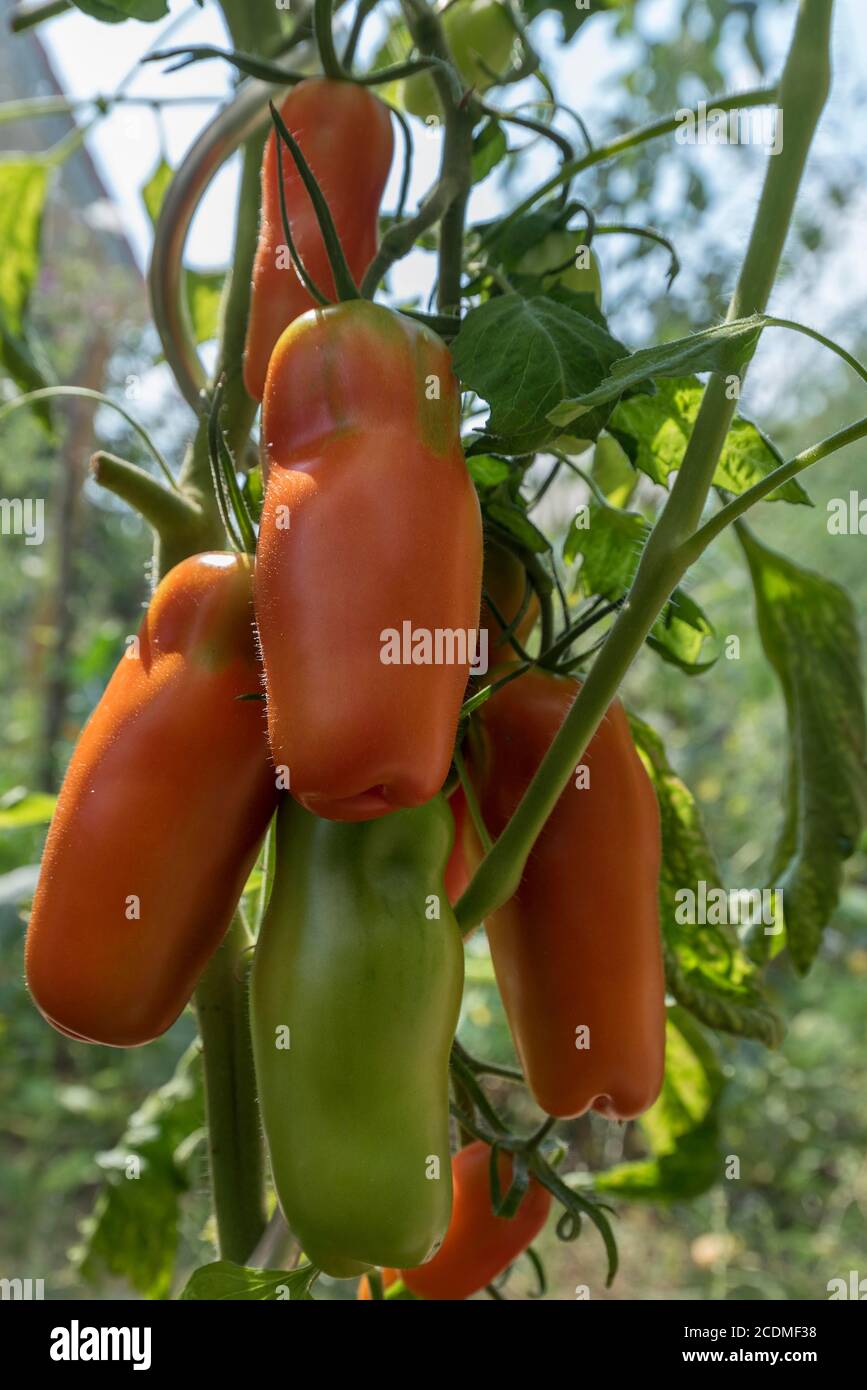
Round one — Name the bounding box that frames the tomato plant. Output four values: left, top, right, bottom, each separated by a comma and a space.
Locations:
3, 0, 863, 1315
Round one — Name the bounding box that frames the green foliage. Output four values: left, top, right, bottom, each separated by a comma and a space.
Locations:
74, 1045, 204, 1299
610, 377, 810, 503
452, 295, 627, 452
739, 527, 867, 974
630, 714, 783, 1047
185, 270, 226, 347
2, 0, 863, 1305
596, 1009, 724, 1201
71, 0, 169, 21
141, 160, 225, 344
471, 120, 508, 185
549, 317, 765, 426
0, 789, 56, 829
180, 1261, 316, 1301
0, 158, 53, 422
140, 158, 173, 224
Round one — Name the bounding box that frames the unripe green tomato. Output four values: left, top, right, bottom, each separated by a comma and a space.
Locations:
592, 432, 636, 509
517, 231, 603, 306
402, 1, 516, 122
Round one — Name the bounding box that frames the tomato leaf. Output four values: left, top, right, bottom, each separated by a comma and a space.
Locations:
180, 1261, 316, 1301
472, 119, 508, 185
739, 527, 867, 974
548, 315, 766, 427
141, 158, 173, 225
0, 788, 57, 828
610, 376, 810, 503
564, 499, 645, 595
629, 713, 784, 1046
71, 0, 169, 22
647, 587, 721, 674
452, 294, 628, 453
185, 269, 226, 345
74, 1045, 204, 1300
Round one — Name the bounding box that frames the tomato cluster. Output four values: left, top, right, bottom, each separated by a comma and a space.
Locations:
26, 63, 665, 1297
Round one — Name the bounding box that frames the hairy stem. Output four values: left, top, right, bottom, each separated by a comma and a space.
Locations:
195, 915, 267, 1262
401, 0, 475, 314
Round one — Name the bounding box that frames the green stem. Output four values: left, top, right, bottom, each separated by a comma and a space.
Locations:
360, 174, 459, 298
763, 316, 867, 384
8, 0, 69, 31
0, 387, 174, 485
683, 417, 867, 563
213, 130, 268, 466
401, 0, 475, 314
437, 118, 474, 313
455, 0, 835, 933
195, 915, 267, 1263
314, 0, 345, 79
343, 0, 378, 70
269, 101, 360, 301
484, 86, 778, 246
90, 452, 209, 575
481, 101, 575, 167
454, 745, 492, 853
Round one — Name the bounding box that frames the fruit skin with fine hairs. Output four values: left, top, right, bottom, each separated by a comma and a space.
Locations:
255, 298, 482, 822
464, 667, 666, 1120
243, 78, 394, 401
25, 552, 277, 1047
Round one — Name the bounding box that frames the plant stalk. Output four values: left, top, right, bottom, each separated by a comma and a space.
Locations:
195, 915, 266, 1263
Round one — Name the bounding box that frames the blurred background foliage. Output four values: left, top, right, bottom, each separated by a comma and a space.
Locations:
1, 0, 866, 1299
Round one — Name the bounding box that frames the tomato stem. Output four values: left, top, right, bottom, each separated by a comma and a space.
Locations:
196, 914, 268, 1263
314, 0, 346, 80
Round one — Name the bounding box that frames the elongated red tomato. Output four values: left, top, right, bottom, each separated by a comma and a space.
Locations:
255, 300, 482, 822
403, 1141, 550, 1299
243, 79, 394, 401
466, 669, 665, 1119
357, 1144, 551, 1301
25, 553, 277, 1047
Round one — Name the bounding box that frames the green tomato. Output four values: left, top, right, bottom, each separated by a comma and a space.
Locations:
592, 432, 636, 509
402, 1, 516, 123
517, 231, 603, 307
251, 795, 464, 1278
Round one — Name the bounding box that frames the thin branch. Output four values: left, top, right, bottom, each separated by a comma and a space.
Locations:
360, 175, 459, 298
683, 417, 867, 564
90, 451, 201, 537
